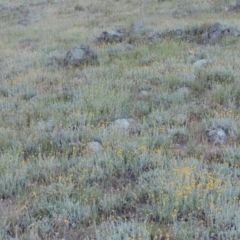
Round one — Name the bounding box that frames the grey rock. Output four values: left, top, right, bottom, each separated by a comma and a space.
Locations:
140, 90, 149, 97
64, 45, 98, 67
200, 22, 240, 43
209, 28, 222, 40
175, 87, 190, 95
87, 141, 103, 153
193, 59, 211, 69
208, 22, 222, 40
208, 127, 227, 144
149, 22, 240, 45
112, 118, 134, 130
2, 3, 8, 10
95, 30, 124, 44
231, 0, 240, 11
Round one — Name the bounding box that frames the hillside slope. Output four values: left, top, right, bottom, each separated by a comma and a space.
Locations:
1, 0, 240, 239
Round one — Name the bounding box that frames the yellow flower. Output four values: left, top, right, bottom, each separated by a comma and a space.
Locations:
166, 233, 171, 240
137, 145, 147, 151
185, 186, 192, 192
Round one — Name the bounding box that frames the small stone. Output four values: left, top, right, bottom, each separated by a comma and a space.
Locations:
112, 118, 134, 130
193, 59, 211, 69
87, 141, 103, 153
175, 87, 190, 95
140, 90, 149, 97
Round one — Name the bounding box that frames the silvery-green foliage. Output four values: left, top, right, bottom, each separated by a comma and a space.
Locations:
96, 220, 151, 240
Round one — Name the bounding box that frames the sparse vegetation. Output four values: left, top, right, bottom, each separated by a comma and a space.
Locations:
1, 0, 240, 239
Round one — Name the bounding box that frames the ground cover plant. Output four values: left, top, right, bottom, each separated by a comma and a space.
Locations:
2, 0, 240, 239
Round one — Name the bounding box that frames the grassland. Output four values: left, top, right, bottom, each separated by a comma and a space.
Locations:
1, 0, 240, 239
